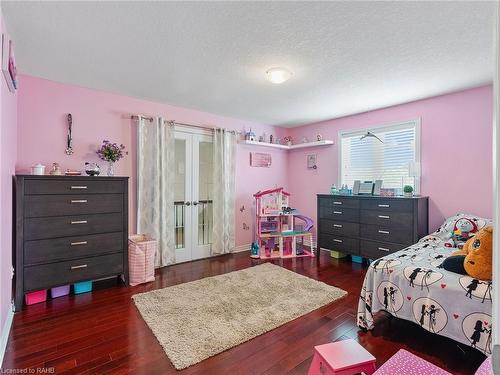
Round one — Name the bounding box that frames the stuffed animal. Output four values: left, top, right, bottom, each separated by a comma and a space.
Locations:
463, 225, 493, 281
452, 217, 478, 249
441, 226, 493, 280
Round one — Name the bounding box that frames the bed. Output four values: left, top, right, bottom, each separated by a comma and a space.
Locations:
357, 213, 493, 355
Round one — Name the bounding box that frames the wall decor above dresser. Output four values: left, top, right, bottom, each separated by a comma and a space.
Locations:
14, 175, 129, 311
317, 194, 428, 260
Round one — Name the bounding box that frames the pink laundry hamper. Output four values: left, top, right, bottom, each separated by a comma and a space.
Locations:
128, 234, 156, 286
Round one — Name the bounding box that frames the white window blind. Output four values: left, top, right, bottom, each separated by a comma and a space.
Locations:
340, 120, 419, 191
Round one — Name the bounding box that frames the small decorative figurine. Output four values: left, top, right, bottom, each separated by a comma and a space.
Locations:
270, 135, 274, 144
284, 136, 293, 146
245, 129, 257, 142
85, 162, 101, 176
250, 241, 260, 259
49, 162, 63, 175
302, 137, 309, 143
317, 134, 323, 141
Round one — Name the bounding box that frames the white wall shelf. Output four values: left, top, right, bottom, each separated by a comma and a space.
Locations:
240, 139, 333, 150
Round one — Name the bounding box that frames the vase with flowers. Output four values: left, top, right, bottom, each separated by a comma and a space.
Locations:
96, 140, 127, 176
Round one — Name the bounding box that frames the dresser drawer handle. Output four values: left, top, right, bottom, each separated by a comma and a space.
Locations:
70, 241, 88, 246
333, 211, 343, 215
71, 186, 88, 189
70, 220, 88, 225
71, 199, 88, 203
70, 264, 87, 270
333, 224, 343, 228
378, 215, 390, 219
378, 204, 390, 208
333, 239, 343, 243
378, 230, 390, 234
378, 247, 391, 252
333, 201, 342, 205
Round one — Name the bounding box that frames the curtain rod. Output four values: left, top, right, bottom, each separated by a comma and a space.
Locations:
131, 115, 240, 134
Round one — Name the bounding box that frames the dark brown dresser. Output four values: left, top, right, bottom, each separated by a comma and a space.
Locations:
14, 175, 129, 311
317, 194, 428, 260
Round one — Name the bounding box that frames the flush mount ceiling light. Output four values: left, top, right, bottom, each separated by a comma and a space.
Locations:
265, 67, 293, 84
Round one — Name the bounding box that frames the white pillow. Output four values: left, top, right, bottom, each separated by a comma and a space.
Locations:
435, 213, 491, 236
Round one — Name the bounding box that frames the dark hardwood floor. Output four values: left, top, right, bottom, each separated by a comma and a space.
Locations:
2, 250, 485, 374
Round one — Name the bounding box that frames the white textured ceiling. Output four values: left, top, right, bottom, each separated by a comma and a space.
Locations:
2, 1, 494, 127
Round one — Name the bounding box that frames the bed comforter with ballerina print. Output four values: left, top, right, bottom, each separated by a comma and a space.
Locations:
357, 213, 493, 355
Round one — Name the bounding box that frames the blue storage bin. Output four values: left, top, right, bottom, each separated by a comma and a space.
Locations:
73, 281, 92, 294
351, 255, 364, 264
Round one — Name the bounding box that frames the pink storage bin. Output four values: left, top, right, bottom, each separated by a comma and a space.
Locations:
25, 290, 47, 305
51, 285, 70, 298
128, 234, 156, 286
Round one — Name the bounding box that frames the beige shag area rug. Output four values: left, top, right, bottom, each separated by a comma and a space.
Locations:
132, 263, 346, 370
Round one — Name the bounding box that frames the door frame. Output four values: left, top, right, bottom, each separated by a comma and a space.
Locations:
492, 0, 499, 352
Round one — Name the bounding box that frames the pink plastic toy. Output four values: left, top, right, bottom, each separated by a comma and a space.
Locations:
307, 339, 376, 375
253, 187, 315, 259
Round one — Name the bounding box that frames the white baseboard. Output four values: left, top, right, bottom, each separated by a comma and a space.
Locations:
0, 304, 14, 367
232, 243, 251, 253
303, 237, 317, 248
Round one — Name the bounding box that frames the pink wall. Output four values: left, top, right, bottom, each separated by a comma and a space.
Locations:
16, 75, 288, 247
287, 85, 493, 234
16, 77, 493, 250
0, 12, 18, 344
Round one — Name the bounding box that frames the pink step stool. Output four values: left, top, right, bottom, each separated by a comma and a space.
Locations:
308, 339, 376, 375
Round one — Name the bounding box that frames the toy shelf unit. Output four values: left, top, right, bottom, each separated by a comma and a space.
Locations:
253, 187, 315, 259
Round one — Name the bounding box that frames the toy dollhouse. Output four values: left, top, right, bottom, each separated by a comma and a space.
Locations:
253, 187, 315, 259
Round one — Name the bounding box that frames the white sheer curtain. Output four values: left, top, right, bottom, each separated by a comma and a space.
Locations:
137, 117, 176, 267
211, 129, 236, 254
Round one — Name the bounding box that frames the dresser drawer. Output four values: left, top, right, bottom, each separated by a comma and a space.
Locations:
319, 234, 359, 255
360, 224, 413, 244
25, 179, 124, 195
360, 240, 406, 259
24, 194, 123, 218
319, 206, 359, 222
25, 213, 123, 240
360, 198, 413, 212
359, 210, 413, 229
24, 253, 124, 291
319, 219, 359, 237
24, 232, 124, 265
319, 197, 359, 209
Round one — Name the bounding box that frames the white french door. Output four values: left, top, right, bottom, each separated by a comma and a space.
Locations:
174, 129, 214, 263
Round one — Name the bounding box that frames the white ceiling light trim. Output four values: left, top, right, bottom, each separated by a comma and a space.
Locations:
266, 67, 293, 84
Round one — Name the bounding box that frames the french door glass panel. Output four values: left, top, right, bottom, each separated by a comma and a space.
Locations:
174, 131, 213, 263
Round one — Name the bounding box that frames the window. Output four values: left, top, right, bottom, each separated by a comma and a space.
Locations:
339, 119, 420, 192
